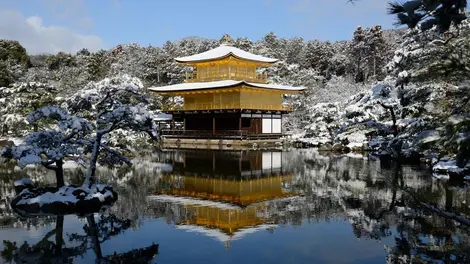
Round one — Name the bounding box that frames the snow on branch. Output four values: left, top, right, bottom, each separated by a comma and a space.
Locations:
27, 106, 93, 135
97, 105, 158, 139
66, 75, 147, 116
1, 107, 92, 169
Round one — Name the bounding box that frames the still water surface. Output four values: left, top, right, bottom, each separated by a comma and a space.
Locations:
1, 149, 470, 263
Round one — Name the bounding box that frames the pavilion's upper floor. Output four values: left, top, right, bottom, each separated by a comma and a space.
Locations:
175, 34, 277, 84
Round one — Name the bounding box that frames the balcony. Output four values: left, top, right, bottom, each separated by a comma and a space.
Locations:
162, 103, 294, 112
161, 130, 283, 139
185, 71, 268, 83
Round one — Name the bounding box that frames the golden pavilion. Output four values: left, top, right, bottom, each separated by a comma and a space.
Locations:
149, 150, 296, 247
149, 34, 304, 141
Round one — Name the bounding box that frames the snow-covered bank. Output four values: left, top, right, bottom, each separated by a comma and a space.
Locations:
11, 178, 118, 216
289, 77, 470, 178
287, 18, 470, 179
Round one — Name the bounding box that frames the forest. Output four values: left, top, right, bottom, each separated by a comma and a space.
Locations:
0, 1, 470, 262
0, 1, 469, 177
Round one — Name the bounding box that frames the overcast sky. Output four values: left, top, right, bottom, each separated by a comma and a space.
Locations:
0, 0, 395, 54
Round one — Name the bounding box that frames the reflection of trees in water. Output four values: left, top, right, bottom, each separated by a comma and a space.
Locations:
0, 152, 165, 229
1, 214, 158, 264
3, 149, 470, 262
142, 150, 470, 261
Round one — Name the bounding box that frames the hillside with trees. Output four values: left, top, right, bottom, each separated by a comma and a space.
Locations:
1, 0, 469, 178
0, 26, 403, 135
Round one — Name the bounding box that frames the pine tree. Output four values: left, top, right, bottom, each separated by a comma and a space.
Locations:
388, 0, 467, 32
258, 32, 285, 59
0, 61, 12, 87
303, 40, 334, 74
365, 25, 388, 80
86, 49, 107, 81
352, 26, 368, 82
233, 37, 253, 51
285, 37, 306, 65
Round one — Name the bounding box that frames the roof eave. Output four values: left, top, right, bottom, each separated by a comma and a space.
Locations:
175, 53, 278, 65
148, 82, 305, 94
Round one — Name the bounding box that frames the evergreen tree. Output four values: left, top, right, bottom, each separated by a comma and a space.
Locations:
388, 0, 467, 32
285, 37, 306, 65
349, 26, 368, 82
233, 37, 254, 51
303, 40, 334, 74
365, 25, 388, 80
257, 32, 285, 59
86, 49, 107, 81
0, 61, 12, 87
0, 40, 30, 86
46, 52, 77, 71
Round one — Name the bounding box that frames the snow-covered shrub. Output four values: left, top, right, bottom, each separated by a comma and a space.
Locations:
1, 106, 92, 187
0, 82, 58, 136
65, 75, 158, 187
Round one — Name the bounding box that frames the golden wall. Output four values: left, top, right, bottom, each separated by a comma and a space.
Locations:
181, 86, 285, 111
185, 57, 268, 83
161, 175, 293, 206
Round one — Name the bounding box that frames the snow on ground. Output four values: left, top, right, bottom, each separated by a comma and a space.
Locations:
343, 152, 367, 159
432, 174, 450, 180
415, 130, 440, 144
10, 138, 24, 146
433, 157, 469, 175
15, 184, 115, 206
14, 178, 33, 187
62, 160, 81, 169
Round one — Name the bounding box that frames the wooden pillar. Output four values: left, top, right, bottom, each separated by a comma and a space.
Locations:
238, 115, 242, 139
212, 115, 216, 136
212, 152, 215, 172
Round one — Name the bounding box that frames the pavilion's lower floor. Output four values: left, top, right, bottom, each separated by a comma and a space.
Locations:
159, 111, 284, 140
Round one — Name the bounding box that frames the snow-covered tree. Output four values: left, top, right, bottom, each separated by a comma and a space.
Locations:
387, 18, 470, 83
66, 75, 158, 187
0, 40, 30, 87
233, 37, 254, 51
365, 25, 388, 80
86, 49, 108, 81
0, 82, 58, 136
285, 37, 306, 65
388, 0, 467, 32
255, 32, 286, 59
349, 26, 369, 82
303, 40, 334, 74
1, 107, 92, 187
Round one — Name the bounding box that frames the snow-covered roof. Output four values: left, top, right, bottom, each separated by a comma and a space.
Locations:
175, 45, 278, 64
147, 195, 242, 210
176, 224, 278, 244
154, 113, 173, 121
148, 80, 305, 93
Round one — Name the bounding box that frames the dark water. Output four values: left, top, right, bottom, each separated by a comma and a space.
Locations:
1, 149, 470, 264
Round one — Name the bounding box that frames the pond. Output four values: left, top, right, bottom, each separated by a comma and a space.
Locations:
1, 149, 470, 263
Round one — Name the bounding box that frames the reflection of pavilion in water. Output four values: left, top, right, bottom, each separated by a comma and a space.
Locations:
151, 150, 296, 247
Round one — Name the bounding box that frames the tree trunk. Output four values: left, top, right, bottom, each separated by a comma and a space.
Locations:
373, 56, 376, 79
55, 216, 64, 255
55, 159, 65, 188
379, 102, 398, 137
84, 133, 102, 187
87, 215, 103, 260
2, 124, 7, 136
